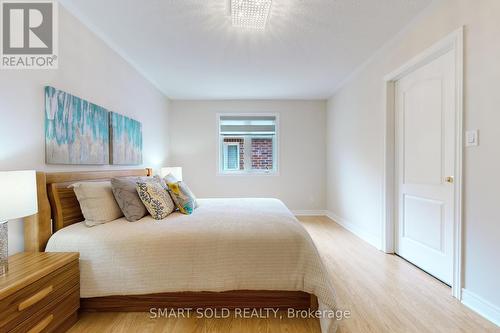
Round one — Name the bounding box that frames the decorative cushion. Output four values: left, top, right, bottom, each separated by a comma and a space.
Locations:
111, 177, 149, 222
152, 175, 170, 191
162, 175, 198, 208
136, 180, 175, 220
165, 181, 197, 215
71, 181, 123, 227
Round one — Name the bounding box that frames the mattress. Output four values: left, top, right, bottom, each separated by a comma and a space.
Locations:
46, 198, 337, 332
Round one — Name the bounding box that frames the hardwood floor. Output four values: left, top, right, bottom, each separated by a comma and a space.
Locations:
68, 216, 499, 333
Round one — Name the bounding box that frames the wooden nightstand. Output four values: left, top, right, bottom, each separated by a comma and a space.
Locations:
0, 252, 79, 333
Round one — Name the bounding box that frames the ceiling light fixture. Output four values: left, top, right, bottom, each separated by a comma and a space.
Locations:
230, 0, 272, 30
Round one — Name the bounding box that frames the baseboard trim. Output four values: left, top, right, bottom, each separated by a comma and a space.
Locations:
293, 210, 383, 251
325, 211, 381, 250
461, 289, 500, 327
292, 210, 328, 216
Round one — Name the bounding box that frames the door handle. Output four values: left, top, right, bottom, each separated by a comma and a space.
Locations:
445, 176, 454, 183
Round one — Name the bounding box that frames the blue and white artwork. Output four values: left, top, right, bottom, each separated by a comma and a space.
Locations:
45, 86, 110, 164
110, 112, 142, 165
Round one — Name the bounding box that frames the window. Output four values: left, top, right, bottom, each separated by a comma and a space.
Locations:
219, 114, 278, 174
223, 143, 240, 171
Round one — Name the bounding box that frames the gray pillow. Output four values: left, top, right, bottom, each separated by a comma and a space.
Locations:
111, 177, 149, 222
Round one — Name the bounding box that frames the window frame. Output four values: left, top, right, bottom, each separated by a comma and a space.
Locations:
217, 113, 279, 176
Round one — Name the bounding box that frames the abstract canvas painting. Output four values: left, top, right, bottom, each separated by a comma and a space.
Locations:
110, 112, 143, 165
45, 86, 110, 164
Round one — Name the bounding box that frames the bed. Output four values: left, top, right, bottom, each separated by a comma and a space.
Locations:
24, 169, 337, 333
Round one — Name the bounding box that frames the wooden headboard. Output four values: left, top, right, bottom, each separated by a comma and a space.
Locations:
24, 168, 152, 252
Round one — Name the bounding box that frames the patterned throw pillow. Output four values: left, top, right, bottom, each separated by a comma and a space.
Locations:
111, 177, 149, 222
136, 181, 175, 220
162, 175, 198, 208
166, 181, 197, 215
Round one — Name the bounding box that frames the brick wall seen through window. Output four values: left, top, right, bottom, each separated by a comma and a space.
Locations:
251, 138, 273, 170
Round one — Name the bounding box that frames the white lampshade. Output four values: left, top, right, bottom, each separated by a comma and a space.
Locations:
0, 170, 38, 221
160, 167, 183, 181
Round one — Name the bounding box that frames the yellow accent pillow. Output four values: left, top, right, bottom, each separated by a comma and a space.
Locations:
166, 181, 197, 215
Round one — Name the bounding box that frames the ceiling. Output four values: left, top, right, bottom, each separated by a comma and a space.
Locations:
59, 0, 433, 100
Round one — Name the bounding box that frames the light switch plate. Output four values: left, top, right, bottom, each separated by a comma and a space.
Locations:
465, 130, 479, 147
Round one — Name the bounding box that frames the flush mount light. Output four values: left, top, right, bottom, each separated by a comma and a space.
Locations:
230, 0, 273, 30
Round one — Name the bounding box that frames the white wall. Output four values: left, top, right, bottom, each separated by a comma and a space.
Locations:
169, 100, 326, 212
326, 0, 500, 320
0, 6, 171, 253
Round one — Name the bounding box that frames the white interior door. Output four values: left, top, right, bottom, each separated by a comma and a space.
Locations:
395, 49, 456, 285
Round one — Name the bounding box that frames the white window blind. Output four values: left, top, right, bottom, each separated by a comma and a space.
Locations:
224, 143, 240, 171
219, 115, 276, 135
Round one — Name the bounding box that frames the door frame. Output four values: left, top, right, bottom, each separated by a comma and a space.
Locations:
382, 27, 464, 299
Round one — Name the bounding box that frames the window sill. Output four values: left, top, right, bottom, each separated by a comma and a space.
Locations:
217, 171, 279, 177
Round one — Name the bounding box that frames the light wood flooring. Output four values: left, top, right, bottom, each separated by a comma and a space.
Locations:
68, 216, 499, 333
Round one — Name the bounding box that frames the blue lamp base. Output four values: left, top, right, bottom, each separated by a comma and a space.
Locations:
0, 221, 7, 276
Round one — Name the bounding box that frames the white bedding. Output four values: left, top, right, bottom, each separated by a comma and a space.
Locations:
46, 198, 337, 332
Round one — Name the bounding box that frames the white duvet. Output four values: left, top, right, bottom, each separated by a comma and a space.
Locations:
46, 198, 337, 332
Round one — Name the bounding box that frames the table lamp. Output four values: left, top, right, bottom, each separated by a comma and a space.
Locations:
160, 167, 183, 181
0, 170, 38, 276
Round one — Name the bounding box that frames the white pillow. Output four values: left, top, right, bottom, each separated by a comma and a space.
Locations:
71, 181, 123, 227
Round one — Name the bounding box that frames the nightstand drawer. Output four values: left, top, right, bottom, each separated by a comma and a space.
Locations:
0, 260, 79, 331
11, 285, 79, 333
